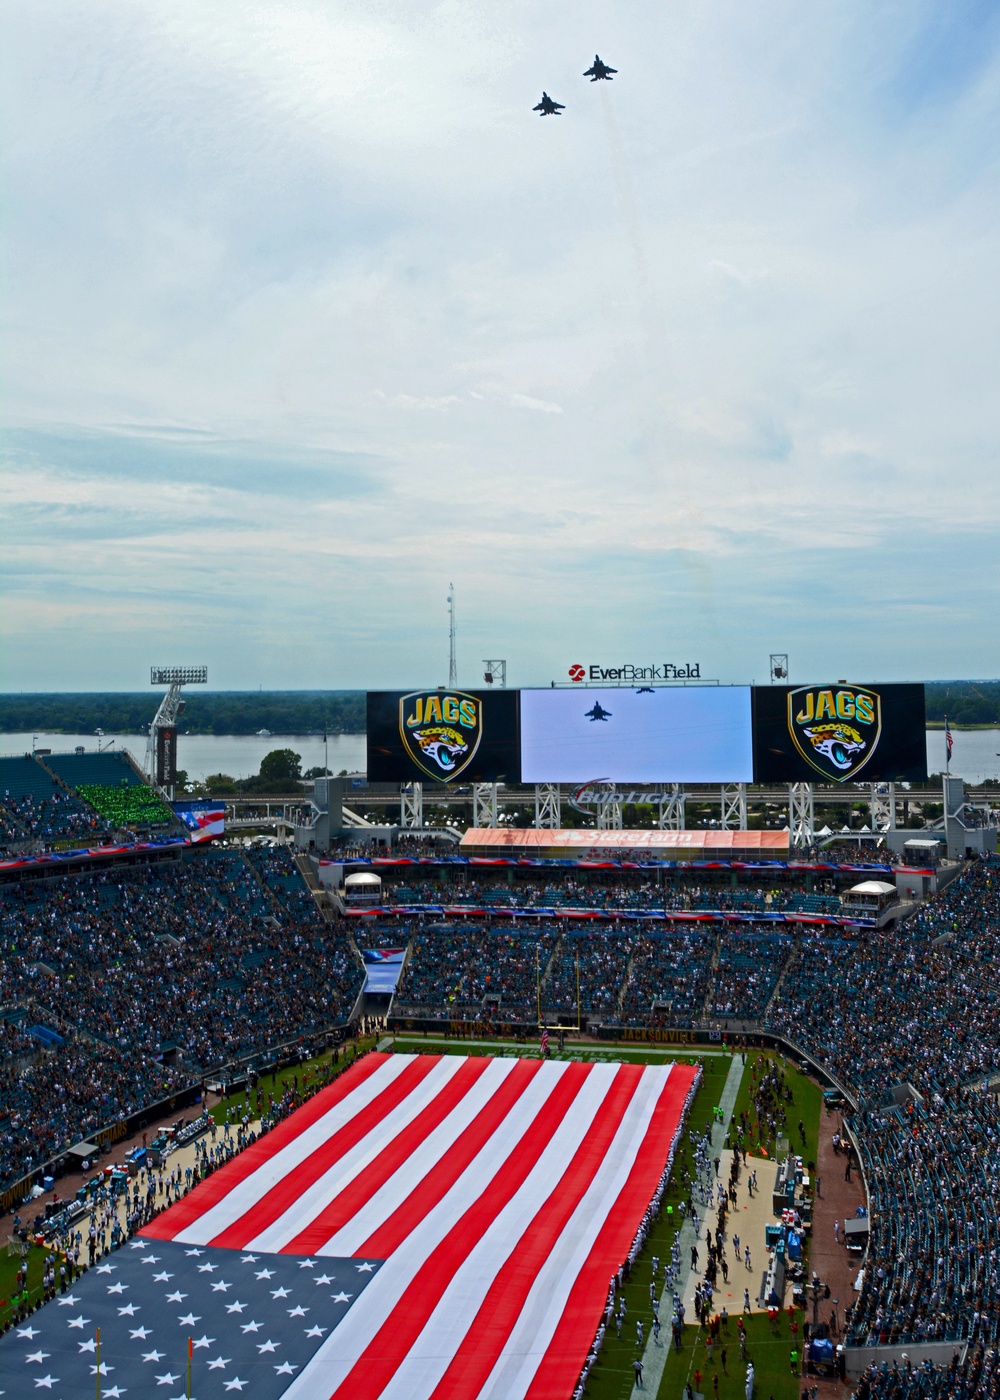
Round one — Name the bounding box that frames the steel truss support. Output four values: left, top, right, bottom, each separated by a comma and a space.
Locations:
400, 782, 423, 829
473, 782, 499, 828
596, 791, 623, 830
870, 783, 896, 834
788, 782, 815, 849
534, 784, 561, 829
720, 783, 748, 831
657, 784, 686, 831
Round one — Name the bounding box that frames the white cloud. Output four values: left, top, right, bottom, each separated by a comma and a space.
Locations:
3, 0, 1000, 687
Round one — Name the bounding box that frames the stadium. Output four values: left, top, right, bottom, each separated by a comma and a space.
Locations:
0, 678, 998, 1400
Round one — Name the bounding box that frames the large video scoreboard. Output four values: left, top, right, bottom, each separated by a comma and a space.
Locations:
366, 682, 927, 785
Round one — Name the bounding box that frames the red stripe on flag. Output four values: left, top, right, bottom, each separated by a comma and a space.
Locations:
331, 1062, 594, 1400
524, 1062, 698, 1400
428, 1062, 644, 1400
140, 1051, 388, 1241
354, 1056, 545, 1261
208, 1055, 443, 1251
280, 1055, 492, 1255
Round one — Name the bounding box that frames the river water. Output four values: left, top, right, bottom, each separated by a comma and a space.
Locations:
0, 732, 367, 782
2, 729, 998, 785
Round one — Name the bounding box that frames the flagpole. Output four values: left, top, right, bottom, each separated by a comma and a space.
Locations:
96, 1327, 101, 1400
187, 1335, 193, 1398
945, 714, 951, 775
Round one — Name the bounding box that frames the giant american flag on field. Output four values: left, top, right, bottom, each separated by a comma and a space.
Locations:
0, 1051, 697, 1399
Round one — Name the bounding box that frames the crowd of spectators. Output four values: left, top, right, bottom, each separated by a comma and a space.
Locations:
849, 1090, 1000, 1353
395, 926, 559, 1017
0, 1016, 44, 1063
0, 1037, 179, 1189
0, 847, 363, 1190
853, 1347, 1000, 1398
337, 834, 457, 860
543, 931, 633, 1016
768, 859, 1000, 1106
621, 930, 716, 1024
812, 838, 896, 864
373, 868, 852, 920
708, 931, 793, 1020
0, 791, 110, 848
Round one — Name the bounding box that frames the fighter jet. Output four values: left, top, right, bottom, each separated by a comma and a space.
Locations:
533, 92, 565, 116
584, 55, 617, 81
635, 687, 655, 694
586, 701, 612, 722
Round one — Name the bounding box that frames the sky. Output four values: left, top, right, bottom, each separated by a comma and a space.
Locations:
3, 0, 1000, 692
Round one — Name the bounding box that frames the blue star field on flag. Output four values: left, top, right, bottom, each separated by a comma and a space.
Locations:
0, 1238, 382, 1398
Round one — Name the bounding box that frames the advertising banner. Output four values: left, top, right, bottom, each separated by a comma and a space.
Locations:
173, 799, 225, 843
752, 682, 927, 783
155, 725, 177, 786
519, 686, 753, 783
366, 689, 520, 783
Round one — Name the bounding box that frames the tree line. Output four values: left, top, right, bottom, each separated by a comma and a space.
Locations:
924, 681, 1000, 726
0, 691, 366, 736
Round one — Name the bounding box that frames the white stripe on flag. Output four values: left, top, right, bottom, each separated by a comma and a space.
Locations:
174, 1052, 415, 1245
318, 1056, 520, 1257
278, 1060, 574, 1400
376, 1061, 626, 1400
247, 1054, 468, 1252
478, 1062, 673, 1400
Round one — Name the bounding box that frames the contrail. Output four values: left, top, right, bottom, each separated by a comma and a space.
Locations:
598, 86, 717, 628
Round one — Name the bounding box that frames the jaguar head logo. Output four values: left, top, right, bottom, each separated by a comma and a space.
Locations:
398, 691, 484, 781
788, 686, 881, 782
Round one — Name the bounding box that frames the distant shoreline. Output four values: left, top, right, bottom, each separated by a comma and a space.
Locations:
924, 722, 1000, 731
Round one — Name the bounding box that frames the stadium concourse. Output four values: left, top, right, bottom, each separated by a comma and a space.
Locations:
0, 796, 1000, 1396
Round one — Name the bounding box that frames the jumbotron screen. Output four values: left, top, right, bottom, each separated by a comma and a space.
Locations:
367, 689, 519, 783
519, 686, 754, 784
752, 682, 927, 783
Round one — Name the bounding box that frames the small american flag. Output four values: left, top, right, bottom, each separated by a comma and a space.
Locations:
946, 720, 954, 762
540, 1026, 550, 1055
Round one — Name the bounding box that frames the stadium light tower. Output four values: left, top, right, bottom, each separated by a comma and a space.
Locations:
146, 665, 207, 800
482, 659, 507, 688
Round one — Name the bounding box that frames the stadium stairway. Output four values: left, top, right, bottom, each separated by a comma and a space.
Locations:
763, 943, 796, 1022
616, 945, 638, 1020
294, 852, 337, 924
698, 928, 725, 1020
537, 935, 565, 1005
32, 753, 98, 806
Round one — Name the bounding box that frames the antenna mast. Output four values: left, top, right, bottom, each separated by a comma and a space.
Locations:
447, 584, 457, 688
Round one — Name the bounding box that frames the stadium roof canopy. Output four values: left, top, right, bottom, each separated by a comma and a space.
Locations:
460, 828, 789, 858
